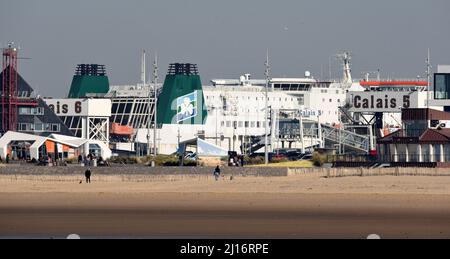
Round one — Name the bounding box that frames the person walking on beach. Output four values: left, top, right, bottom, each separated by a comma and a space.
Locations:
85, 167, 92, 183
213, 165, 221, 181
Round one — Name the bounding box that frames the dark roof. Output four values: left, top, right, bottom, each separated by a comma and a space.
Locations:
0, 67, 73, 137
17, 98, 74, 137
421, 129, 450, 142
402, 108, 450, 121
378, 128, 450, 144
0, 66, 34, 94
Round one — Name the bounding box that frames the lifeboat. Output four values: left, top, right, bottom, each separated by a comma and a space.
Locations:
110, 123, 133, 136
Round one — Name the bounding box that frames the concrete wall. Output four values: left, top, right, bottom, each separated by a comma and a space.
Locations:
0, 164, 288, 177
1, 165, 450, 178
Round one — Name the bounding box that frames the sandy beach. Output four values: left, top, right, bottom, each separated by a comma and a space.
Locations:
2, 173, 450, 238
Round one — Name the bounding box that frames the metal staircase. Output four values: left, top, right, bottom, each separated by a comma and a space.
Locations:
302, 120, 370, 153
244, 119, 370, 155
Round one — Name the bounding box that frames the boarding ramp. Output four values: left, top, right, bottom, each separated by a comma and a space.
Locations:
279, 119, 370, 154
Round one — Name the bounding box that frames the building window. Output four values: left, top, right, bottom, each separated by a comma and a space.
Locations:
297, 95, 304, 105
251, 121, 256, 128
52, 124, 60, 132
18, 107, 44, 115
238, 121, 243, 128
226, 121, 231, 127
35, 123, 44, 131
19, 107, 28, 115
257, 122, 261, 128
435, 73, 450, 100
18, 123, 28, 131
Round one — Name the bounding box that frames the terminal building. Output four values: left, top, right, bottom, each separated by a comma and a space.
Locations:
377, 108, 450, 167
377, 65, 450, 168
430, 65, 450, 111
0, 45, 111, 160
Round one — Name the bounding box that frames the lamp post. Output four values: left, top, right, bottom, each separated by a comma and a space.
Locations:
264, 49, 270, 165
153, 52, 159, 158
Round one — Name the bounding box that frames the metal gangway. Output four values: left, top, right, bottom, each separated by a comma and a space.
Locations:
243, 119, 371, 155
303, 120, 370, 153
278, 119, 370, 154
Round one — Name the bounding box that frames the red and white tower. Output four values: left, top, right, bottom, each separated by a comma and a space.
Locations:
1, 43, 19, 132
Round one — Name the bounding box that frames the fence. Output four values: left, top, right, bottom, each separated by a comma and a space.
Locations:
288, 167, 450, 178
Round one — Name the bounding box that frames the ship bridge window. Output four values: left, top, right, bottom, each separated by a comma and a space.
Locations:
117, 103, 126, 113
122, 115, 130, 125
112, 103, 118, 113
281, 84, 290, 90
124, 103, 133, 113
71, 116, 81, 129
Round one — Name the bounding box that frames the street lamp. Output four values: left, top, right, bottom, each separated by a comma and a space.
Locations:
264, 50, 270, 165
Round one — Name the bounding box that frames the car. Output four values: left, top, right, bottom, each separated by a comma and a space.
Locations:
300, 154, 313, 160
287, 151, 303, 161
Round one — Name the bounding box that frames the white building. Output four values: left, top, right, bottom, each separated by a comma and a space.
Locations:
44, 98, 111, 157
0, 131, 111, 160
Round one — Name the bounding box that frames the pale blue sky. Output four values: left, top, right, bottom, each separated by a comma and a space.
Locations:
1, 0, 450, 97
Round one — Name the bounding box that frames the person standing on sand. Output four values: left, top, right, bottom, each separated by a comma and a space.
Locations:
85, 167, 92, 183
213, 165, 221, 181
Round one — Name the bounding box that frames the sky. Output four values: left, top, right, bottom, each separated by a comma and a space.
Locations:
1, 0, 450, 97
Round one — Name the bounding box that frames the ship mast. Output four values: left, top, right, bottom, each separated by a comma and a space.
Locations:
141, 49, 146, 85
336, 52, 353, 85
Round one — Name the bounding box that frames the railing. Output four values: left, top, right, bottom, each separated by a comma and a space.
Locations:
278, 120, 370, 152
378, 154, 450, 163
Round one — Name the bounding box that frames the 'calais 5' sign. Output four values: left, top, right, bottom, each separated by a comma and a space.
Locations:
348, 91, 422, 113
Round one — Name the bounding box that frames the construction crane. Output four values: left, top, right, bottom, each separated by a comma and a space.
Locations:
1, 42, 34, 133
